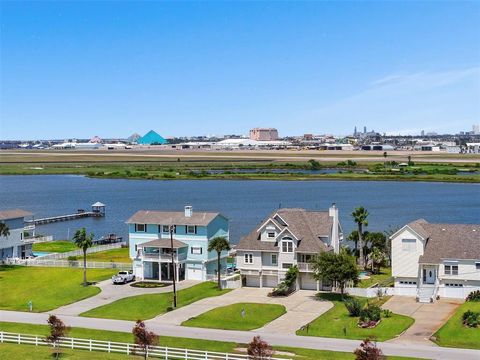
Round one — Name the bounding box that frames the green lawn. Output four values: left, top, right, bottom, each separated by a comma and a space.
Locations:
81, 282, 230, 320
0, 266, 116, 312
0, 321, 421, 360
182, 303, 286, 330
433, 301, 480, 349
32, 241, 77, 253
296, 293, 414, 341
358, 268, 393, 288
71, 247, 131, 263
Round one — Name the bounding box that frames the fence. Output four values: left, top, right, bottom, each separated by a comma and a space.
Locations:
38, 242, 126, 260
346, 287, 395, 297
9, 258, 131, 270
0, 332, 287, 360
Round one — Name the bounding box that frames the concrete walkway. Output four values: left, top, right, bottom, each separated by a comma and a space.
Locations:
1, 309, 480, 359
53, 279, 199, 316
382, 296, 462, 345
153, 288, 333, 334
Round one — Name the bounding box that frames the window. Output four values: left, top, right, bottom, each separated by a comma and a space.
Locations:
244, 253, 253, 264
476, 262, 480, 270
282, 241, 293, 253
282, 263, 293, 269
191, 247, 202, 255
267, 232, 275, 238
446, 283, 463, 287
135, 224, 146, 232
399, 280, 417, 285
271, 254, 277, 265
162, 225, 176, 233
186, 225, 197, 234
298, 254, 313, 263
445, 264, 459, 275
401, 239, 416, 252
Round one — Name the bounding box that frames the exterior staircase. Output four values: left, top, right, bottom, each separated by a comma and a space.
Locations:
417, 285, 436, 303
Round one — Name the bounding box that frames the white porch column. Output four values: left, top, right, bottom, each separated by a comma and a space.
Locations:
316, 280, 320, 292
259, 271, 263, 288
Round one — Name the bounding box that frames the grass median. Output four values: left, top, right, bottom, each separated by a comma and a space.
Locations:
80, 282, 230, 320
32, 241, 77, 253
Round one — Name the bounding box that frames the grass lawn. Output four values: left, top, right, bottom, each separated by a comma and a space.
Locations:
296, 293, 414, 341
182, 303, 286, 330
71, 247, 131, 263
32, 241, 77, 253
433, 301, 480, 349
0, 266, 116, 312
358, 268, 393, 288
81, 282, 230, 320
0, 321, 420, 360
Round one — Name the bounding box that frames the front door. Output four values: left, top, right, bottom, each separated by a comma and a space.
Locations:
423, 268, 435, 284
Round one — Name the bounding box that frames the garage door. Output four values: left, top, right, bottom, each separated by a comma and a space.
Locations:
263, 275, 278, 288
245, 275, 260, 287
443, 286, 464, 299
186, 267, 203, 281
300, 274, 317, 290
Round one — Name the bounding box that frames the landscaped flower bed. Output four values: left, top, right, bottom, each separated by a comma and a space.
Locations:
130, 281, 169, 288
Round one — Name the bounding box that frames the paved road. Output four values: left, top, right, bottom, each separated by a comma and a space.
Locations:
383, 296, 462, 346
1, 310, 479, 360
53, 279, 199, 316
155, 288, 332, 334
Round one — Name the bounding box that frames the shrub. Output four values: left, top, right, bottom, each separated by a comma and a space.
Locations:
382, 309, 392, 318
344, 298, 362, 317
360, 304, 381, 323
466, 290, 480, 302
247, 336, 273, 360
462, 310, 480, 328
354, 338, 385, 360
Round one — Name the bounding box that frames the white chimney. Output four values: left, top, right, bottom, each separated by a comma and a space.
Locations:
329, 203, 340, 254
184, 205, 193, 217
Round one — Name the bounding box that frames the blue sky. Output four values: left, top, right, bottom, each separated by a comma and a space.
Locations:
1, 1, 479, 140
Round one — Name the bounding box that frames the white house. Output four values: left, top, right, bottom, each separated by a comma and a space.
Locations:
391, 219, 480, 302
236, 204, 343, 291
0, 209, 35, 260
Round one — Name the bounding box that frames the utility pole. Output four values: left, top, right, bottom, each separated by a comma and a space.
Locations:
169, 225, 177, 308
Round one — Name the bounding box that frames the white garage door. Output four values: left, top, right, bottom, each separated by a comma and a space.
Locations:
300, 274, 317, 290
245, 275, 260, 287
443, 286, 464, 299
186, 267, 203, 281
263, 275, 278, 288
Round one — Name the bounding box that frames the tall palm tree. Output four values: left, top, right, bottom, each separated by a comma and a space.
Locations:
208, 236, 230, 289
383, 152, 388, 167
351, 207, 369, 269
0, 222, 10, 237
73, 228, 94, 286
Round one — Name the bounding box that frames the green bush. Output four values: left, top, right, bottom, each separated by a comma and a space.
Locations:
344, 298, 362, 317
462, 310, 480, 328
466, 290, 480, 302
360, 304, 381, 323
383, 309, 392, 318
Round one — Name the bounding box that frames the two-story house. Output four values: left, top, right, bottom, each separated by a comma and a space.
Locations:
236, 204, 343, 290
391, 219, 480, 302
126, 206, 229, 282
0, 209, 35, 260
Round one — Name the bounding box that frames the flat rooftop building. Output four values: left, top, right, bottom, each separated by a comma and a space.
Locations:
249, 128, 279, 141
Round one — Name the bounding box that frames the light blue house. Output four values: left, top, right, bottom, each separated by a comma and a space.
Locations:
0, 209, 34, 260
126, 206, 229, 281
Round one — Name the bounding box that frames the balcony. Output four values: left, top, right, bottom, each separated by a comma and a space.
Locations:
297, 262, 314, 272
141, 252, 187, 262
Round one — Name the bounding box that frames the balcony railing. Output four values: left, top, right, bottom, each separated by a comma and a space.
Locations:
297, 262, 314, 272
141, 252, 187, 262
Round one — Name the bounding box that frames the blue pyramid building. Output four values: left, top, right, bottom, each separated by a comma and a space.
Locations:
137, 130, 167, 145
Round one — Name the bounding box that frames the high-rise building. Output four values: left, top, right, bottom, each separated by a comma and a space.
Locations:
473, 124, 480, 135
354, 126, 357, 136
421, 130, 425, 137
363, 126, 367, 134
249, 128, 279, 141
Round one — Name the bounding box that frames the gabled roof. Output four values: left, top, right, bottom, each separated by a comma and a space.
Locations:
141, 239, 188, 249
0, 209, 32, 221
237, 208, 333, 253
126, 210, 222, 226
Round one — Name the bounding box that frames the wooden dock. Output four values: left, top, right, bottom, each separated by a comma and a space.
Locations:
27, 211, 104, 225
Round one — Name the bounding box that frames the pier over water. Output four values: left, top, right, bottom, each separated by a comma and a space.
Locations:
26, 202, 105, 225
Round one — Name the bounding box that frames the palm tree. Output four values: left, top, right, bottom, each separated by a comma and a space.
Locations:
73, 228, 94, 286
351, 207, 369, 269
0, 222, 10, 237
208, 236, 230, 289
383, 151, 388, 167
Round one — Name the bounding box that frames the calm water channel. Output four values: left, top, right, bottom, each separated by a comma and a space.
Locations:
0, 175, 478, 243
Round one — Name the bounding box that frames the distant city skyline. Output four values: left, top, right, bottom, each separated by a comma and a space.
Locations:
1, 1, 479, 140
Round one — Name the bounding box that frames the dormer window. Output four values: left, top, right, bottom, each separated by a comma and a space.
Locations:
281, 237, 293, 253
267, 231, 275, 238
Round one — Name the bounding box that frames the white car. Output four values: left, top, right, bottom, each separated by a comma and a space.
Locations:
112, 270, 135, 284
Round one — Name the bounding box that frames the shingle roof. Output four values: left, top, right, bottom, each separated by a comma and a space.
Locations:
141, 239, 188, 248
0, 209, 32, 221
236, 208, 333, 253
126, 210, 221, 226
409, 220, 480, 263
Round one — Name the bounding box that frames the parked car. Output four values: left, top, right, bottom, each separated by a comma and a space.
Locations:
112, 270, 135, 284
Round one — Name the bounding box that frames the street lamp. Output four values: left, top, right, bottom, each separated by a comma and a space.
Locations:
169, 225, 177, 308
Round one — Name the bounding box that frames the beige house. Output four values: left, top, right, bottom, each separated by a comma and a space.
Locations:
391, 219, 480, 302
236, 205, 342, 290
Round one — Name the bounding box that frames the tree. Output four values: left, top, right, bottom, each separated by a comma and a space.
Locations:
369, 247, 385, 274
0, 222, 10, 237
354, 338, 385, 360
352, 207, 369, 269
383, 226, 399, 265
383, 152, 387, 167
311, 249, 358, 296
132, 320, 159, 359
45, 315, 69, 359
73, 228, 94, 286
247, 336, 273, 360
407, 155, 414, 166
207, 236, 230, 289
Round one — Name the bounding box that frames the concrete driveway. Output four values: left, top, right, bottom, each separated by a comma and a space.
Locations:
152, 288, 333, 334
52, 279, 199, 316
382, 296, 462, 346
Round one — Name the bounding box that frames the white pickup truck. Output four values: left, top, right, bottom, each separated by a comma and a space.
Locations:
112, 270, 135, 284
